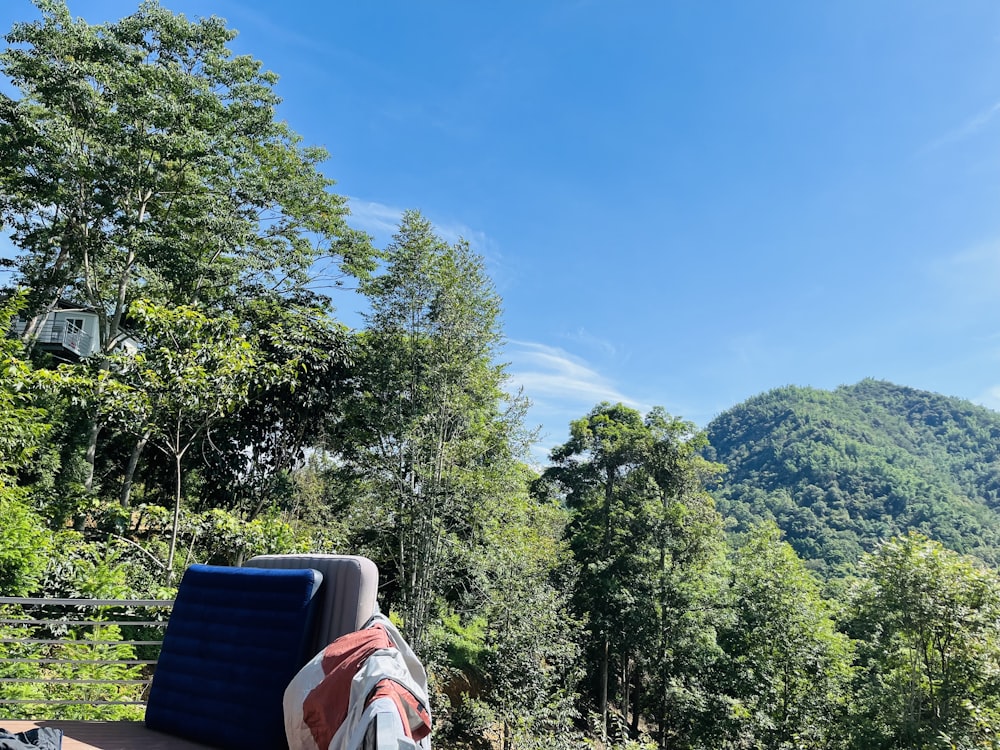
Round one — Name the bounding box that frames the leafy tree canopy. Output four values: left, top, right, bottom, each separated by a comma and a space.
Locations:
845, 533, 1000, 749
0, 0, 372, 353
706, 380, 1000, 575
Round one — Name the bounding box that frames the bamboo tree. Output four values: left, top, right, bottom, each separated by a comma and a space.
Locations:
336, 210, 521, 655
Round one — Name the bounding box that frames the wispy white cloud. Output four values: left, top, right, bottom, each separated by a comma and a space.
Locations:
506, 340, 645, 466
434, 219, 498, 258
347, 198, 514, 286
922, 99, 1000, 152
347, 199, 404, 242
562, 327, 620, 358
507, 340, 638, 406
347, 198, 495, 248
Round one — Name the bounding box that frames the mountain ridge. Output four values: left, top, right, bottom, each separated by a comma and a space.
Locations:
705, 379, 1000, 575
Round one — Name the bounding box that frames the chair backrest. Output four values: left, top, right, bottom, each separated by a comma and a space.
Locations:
245, 554, 379, 654
145, 564, 324, 750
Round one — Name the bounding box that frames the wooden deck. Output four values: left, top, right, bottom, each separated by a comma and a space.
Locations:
0, 721, 218, 750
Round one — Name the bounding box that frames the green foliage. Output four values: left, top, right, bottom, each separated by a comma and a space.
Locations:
106, 301, 261, 437
546, 402, 727, 747
434, 612, 487, 676
0, 0, 370, 352
473, 492, 583, 750
0, 604, 148, 721
707, 380, 1000, 574
123, 503, 308, 572
0, 536, 162, 721
0, 498, 50, 596
711, 523, 853, 749
195, 299, 354, 520
0, 297, 58, 596
101, 302, 261, 581
0, 295, 51, 496
193, 508, 309, 565
0, 606, 48, 711
845, 533, 1000, 749
45, 623, 145, 721
38, 532, 160, 601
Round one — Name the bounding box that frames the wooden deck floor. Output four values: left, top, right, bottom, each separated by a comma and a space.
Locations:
0, 721, 218, 750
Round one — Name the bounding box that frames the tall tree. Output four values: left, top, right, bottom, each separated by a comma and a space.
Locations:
334, 210, 525, 655
845, 532, 1000, 749
642, 408, 727, 747
544, 402, 651, 742
0, 0, 370, 344
712, 523, 852, 750
545, 403, 726, 745
0, 0, 372, 490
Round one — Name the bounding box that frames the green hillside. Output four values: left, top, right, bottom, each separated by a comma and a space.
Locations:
705, 379, 1000, 575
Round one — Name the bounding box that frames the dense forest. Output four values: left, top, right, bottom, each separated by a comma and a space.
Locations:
707, 380, 1000, 576
3, 3, 1000, 749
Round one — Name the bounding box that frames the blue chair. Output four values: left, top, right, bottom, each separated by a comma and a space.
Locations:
144, 564, 324, 750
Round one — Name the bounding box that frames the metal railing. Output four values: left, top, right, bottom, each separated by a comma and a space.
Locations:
0, 596, 173, 719
36, 319, 94, 358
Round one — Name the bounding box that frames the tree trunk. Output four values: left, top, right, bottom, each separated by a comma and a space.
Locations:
165, 452, 183, 585
603, 467, 614, 555
84, 420, 101, 493
629, 673, 641, 739
657, 504, 669, 748
600, 637, 609, 745
622, 654, 631, 735
120, 429, 151, 507
84, 358, 112, 492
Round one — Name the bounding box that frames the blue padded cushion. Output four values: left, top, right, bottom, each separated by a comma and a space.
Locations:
145, 564, 323, 750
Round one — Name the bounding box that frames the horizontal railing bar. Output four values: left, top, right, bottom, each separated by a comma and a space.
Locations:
0, 658, 157, 665
0, 619, 167, 627
0, 678, 150, 685
0, 638, 163, 646
0, 699, 146, 706
0, 596, 173, 715
0, 597, 172, 607
0, 596, 170, 716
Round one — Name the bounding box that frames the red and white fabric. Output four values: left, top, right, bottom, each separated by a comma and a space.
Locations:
284, 615, 431, 750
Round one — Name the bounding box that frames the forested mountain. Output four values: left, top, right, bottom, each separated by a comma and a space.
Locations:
706, 379, 1000, 575
9, 3, 1000, 747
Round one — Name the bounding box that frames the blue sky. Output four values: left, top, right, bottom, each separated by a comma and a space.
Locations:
4, 1, 1000, 461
